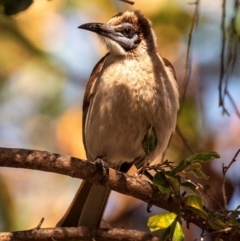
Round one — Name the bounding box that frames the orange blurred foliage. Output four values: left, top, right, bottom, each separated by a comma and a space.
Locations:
56, 106, 86, 159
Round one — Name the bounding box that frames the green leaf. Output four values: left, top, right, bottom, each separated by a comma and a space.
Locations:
189, 162, 201, 170
147, 212, 177, 232
159, 226, 171, 241
170, 160, 200, 177
171, 221, 184, 241
227, 209, 240, 228
153, 172, 171, 194
175, 163, 202, 178
185, 195, 203, 210
185, 151, 220, 163
159, 218, 184, 241
208, 214, 227, 230
153, 172, 180, 194
170, 160, 189, 176
142, 126, 157, 156
171, 152, 220, 176
181, 181, 196, 190
192, 169, 209, 179
184, 195, 208, 219
165, 174, 181, 194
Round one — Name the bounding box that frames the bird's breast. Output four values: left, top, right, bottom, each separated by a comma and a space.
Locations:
84, 55, 179, 167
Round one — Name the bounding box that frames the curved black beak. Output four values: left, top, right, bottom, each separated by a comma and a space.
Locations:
78, 22, 115, 38
78, 22, 136, 51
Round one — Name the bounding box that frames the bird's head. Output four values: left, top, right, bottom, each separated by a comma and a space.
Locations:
78, 11, 157, 56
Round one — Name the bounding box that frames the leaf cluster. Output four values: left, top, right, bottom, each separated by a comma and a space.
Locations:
147, 152, 227, 240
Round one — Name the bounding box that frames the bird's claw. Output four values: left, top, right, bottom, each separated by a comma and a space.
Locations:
93, 157, 109, 182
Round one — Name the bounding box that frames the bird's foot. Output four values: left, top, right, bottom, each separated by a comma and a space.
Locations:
93, 156, 109, 182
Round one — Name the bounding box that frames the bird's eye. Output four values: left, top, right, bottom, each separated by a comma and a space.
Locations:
121, 28, 135, 38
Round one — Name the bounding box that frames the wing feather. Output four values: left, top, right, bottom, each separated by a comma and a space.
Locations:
82, 53, 109, 150
162, 57, 177, 81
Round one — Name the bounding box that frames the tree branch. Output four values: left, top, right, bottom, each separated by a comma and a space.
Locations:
0, 227, 159, 241
0, 147, 181, 213
0, 147, 239, 240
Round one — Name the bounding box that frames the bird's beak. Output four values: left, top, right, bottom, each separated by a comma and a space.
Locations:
79, 22, 136, 51
78, 22, 117, 39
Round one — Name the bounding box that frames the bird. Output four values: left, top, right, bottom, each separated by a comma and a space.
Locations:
57, 10, 179, 228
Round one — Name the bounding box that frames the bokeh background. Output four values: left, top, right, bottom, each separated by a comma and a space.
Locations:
0, 0, 239, 240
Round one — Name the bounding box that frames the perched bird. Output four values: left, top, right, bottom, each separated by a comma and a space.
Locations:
57, 10, 179, 227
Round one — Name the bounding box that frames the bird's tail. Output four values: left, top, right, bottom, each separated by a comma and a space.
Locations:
56, 181, 110, 227
56, 162, 133, 227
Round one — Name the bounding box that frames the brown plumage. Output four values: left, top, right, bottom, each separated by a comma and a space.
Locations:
57, 10, 179, 228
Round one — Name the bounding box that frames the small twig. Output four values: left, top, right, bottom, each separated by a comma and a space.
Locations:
142, 160, 175, 173
221, 105, 231, 116
219, 0, 226, 109
193, 227, 232, 241
117, 0, 134, 5
35, 218, 44, 230
143, 170, 154, 182
220, 0, 240, 117
226, 90, 240, 117
222, 149, 240, 210
199, 183, 225, 213
201, 227, 232, 240
180, 0, 200, 109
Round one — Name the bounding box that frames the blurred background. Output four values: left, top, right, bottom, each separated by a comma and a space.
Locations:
0, 0, 239, 240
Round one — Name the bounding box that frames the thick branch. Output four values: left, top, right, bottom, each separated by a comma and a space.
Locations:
0, 147, 180, 212
0, 227, 158, 241
0, 147, 239, 240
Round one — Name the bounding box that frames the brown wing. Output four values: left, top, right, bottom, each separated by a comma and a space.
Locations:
82, 53, 109, 150
162, 57, 177, 81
